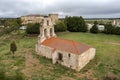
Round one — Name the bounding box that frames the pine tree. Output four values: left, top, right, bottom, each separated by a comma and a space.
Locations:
10, 41, 17, 56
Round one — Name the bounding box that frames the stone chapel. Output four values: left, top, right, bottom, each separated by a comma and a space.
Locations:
36, 16, 96, 71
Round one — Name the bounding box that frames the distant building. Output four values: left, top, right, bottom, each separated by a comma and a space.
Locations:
86, 23, 93, 31
87, 23, 105, 31
97, 25, 105, 31
36, 15, 96, 71
19, 26, 27, 30
112, 20, 120, 27
21, 14, 58, 25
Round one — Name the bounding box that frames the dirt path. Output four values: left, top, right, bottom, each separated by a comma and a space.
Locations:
21, 50, 42, 77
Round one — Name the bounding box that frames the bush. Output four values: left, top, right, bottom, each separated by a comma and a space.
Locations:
65, 16, 87, 32
26, 23, 40, 34
55, 21, 67, 32
104, 23, 114, 34
90, 21, 99, 33
10, 41, 17, 55
103, 22, 120, 35
114, 27, 120, 35
0, 26, 20, 36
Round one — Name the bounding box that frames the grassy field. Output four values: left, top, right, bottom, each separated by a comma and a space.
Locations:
0, 31, 120, 80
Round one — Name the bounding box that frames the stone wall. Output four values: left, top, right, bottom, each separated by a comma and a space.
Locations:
52, 50, 78, 70
77, 48, 96, 71
37, 45, 53, 59
49, 14, 58, 24
21, 14, 58, 25
37, 44, 78, 70
36, 45, 95, 71
21, 16, 43, 25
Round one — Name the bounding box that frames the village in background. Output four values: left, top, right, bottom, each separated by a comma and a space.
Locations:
0, 14, 120, 80
0, 14, 120, 34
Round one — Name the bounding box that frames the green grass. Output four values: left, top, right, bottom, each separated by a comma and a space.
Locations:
58, 32, 120, 79
0, 31, 120, 80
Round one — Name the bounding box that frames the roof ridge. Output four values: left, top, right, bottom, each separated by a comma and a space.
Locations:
54, 37, 78, 43
72, 41, 79, 54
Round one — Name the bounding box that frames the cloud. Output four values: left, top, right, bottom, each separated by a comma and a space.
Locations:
0, 0, 120, 18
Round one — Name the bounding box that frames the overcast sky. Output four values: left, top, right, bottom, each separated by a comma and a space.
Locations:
0, 0, 120, 18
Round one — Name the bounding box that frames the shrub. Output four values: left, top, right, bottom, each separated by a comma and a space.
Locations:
10, 41, 17, 55
104, 23, 115, 34
65, 16, 87, 32
114, 27, 120, 35
0, 26, 20, 36
55, 21, 67, 32
90, 21, 99, 33
26, 23, 40, 34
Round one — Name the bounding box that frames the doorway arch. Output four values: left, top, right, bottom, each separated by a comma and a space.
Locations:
44, 29, 47, 38
50, 28, 53, 36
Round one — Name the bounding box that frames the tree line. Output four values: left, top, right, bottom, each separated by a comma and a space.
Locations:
1, 16, 119, 35
90, 21, 120, 35
21, 16, 120, 35
26, 16, 87, 34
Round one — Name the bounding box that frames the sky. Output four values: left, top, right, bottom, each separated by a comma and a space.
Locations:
0, 0, 120, 18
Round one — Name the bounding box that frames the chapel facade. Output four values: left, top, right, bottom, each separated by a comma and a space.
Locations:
36, 16, 96, 71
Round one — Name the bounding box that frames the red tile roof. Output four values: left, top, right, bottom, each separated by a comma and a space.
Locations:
41, 37, 92, 55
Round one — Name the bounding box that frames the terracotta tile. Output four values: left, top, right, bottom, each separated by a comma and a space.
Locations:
41, 37, 92, 55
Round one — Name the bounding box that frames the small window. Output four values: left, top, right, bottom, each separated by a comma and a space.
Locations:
58, 53, 63, 61
47, 20, 49, 26
68, 54, 71, 58
42, 19, 44, 22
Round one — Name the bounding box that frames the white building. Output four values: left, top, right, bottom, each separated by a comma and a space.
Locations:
19, 26, 27, 30
86, 23, 93, 31
97, 25, 105, 31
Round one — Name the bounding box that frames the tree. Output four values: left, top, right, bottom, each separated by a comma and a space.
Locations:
104, 22, 115, 34
114, 27, 120, 35
90, 21, 99, 33
64, 16, 87, 32
10, 41, 17, 56
4, 20, 20, 28
54, 21, 67, 32
16, 18, 22, 27
26, 23, 40, 34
